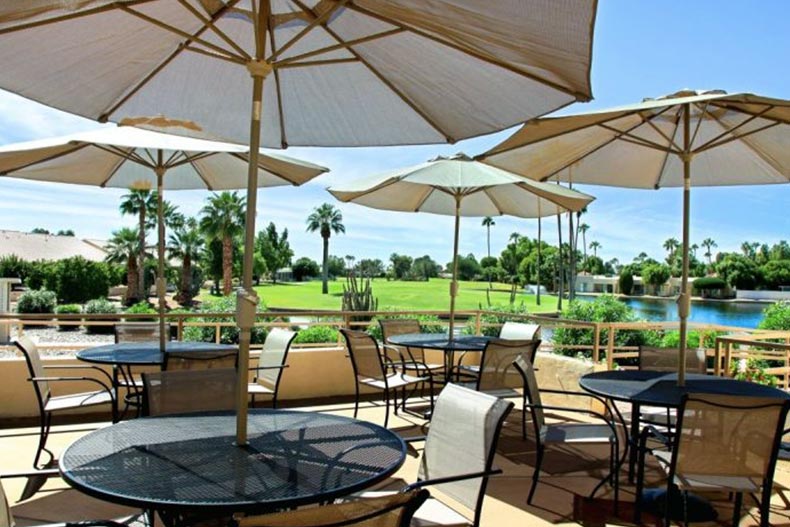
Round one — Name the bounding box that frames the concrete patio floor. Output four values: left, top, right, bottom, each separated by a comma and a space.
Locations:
3, 398, 790, 526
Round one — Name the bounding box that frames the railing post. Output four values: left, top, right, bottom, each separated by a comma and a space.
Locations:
714, 338, 721, 376
177, 316, 184, 341
474, 311, 482, 336
606, 326, 615, 370
592, 323, 600, 363
215, 323, 221, 344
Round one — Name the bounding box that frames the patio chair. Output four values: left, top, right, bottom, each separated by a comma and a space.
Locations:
635, 393, 790, 527
163, 347, 238, 370
113, 322, 172, 416
636, 346, 708, 428
340, 329, 432, 428
499, 321, 541, 341
234, 489, 429, 527
14, 336, 116, 469
379, 318, 445, 377
457, 338, 541, 440
514, 355, 624, 506
141, 368, 237, 416
0, 476, 145, 527
351, 383, 513, 527
248, 328, 296, 408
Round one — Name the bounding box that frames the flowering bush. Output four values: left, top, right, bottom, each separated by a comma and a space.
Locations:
730, 357, 778, 387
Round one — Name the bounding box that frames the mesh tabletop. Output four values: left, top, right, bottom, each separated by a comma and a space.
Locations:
60, 410, 406, 514
387, 333, 491, 352
579, 370, 790, 407
76, 342, 238, 366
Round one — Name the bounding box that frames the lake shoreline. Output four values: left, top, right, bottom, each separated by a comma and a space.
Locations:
575, 292, 777, 304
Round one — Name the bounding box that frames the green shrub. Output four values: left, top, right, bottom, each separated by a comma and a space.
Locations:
124, 301, 157, 321
293, 325, 339, 344
730, 357, 778, 387
367, 310, 445, 341
759, 301, 790, 331
659, 329, 720, 349
181, 296, 273, 345
84, 297, 118, 334
0, 254, 31, 281
553, 295, 653, 359
17, 289, 57, 327
618, 267, 634, 295
55, 304, 81, 331
692, 277, 727, 290
463, 303, 531, 336
45, 257, 111, 304
26, 260, 55, 290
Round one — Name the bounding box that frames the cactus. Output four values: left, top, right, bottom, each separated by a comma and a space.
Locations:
342, 274, 379, 322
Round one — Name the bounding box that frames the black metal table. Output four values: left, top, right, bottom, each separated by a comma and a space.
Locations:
77, 342, 238, 415
60, 409, 407, 525
387, 333, 492, 383
579, 370, 790, 480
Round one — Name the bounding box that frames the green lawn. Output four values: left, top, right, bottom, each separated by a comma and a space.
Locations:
219, 278, 559, 312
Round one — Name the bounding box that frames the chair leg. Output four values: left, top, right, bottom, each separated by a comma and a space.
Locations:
272, 393, 278, 410
353, 382, 360, 418
383, 390, 390, 429
760, 485, 773, 527
521, 393, 528, 440
34, 412, 53, 469
528, 444, 544, 504
733, 492, 743, 527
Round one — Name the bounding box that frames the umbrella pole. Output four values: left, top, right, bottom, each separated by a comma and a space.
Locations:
677, 103, 692, 386
448, 196, 461, 339
155, 164, 167, 353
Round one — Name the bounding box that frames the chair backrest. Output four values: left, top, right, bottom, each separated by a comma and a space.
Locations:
476, 338, 541, 393
379, 318, 424, 362
14, 336, 50, 408
142, 368, 237, 416
235, 489, 429, 527
638, 346, 707, 374
341, 329, 386, 382
163, 349, 238, 370
514, 355, 545, 433
499, 321, 541, 341
114, 322, 171, 343
256, 328, 297, 390
0, 479, 13, 527
672, 393, 790, 488
419, 383, 513, 526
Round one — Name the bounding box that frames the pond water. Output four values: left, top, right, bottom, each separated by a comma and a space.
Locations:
576, 295, 770, 329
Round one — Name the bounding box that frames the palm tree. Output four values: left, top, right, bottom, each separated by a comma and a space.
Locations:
690, 243, 699, 258
105, 227, 142, 306
345, 255, 356, 276
481, 217, 496, 258
578, 223, 590, 269
119, 189, 156, 300
509, 232, 521, 244
589, 240, 601, 258
701, 238, 717, 265
200, 192, 245, 296
306, 203, 346, 294
168, 219, 204, 306
663, 237, 679, 261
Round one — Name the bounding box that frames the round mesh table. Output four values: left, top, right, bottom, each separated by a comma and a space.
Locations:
60, 410, 406, 520
388, 333, 492, 383
77, 341, 238, 366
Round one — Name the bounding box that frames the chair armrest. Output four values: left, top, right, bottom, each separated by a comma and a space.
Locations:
639, 424, 672, 451
250, 365, 289, 371
64, 522, 131, 527
0, 468, 60, 479
403, 468, 502, 490
527, 402, 622, 438
29, 376, 114, 395
43, 364, 114, 386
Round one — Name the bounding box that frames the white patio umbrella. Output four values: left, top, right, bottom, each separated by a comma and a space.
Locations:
480, 89, 790, 384
0, 125, 328, 351
328, 153, 594, 336
0, 0, 598, 443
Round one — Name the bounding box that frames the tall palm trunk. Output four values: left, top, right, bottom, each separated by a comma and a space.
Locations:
126, 256, 139, 306
138, 208, 146, 300
321, 235, 329, 295
486, 226, 491, 258
582, 230, 588, 270
180, 254, 192, 305
536, 217, 541, 306
222, 235, 233, 296
568, 211, 576, 301
556, 214, 563, 311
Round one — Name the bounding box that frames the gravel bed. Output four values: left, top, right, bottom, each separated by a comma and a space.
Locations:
1, 327, 113, 358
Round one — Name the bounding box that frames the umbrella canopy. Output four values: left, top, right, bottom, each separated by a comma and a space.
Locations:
480, 89, 790, 383
328, 153, 594, 336
0, 125, 328, 350
0, 0, 598, 444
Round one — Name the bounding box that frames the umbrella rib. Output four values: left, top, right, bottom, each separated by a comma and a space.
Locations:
693, 104, 775, 152
651, 108, 682, 189
481, 188, 505, 216
99, 0, 243, 121
92, 144, 153, 168
266, 19, 288, 148
412, 186, 437, 212
688, 99, 711, 147
597, 123, 679, 154
169, 151, 216, 169
98, 155, 131, 188
344, 2, 588, 101
187, 159, 215, 191
0, 142, 88, 175
230, 152, 302, 186
714, 101, 790, 126
274, 29, 404, 67
0, 0, 157, 36
644, 117, 682, 153
269, 0, 350, 63
289, 0, 453, 143
176, 0, 250, 60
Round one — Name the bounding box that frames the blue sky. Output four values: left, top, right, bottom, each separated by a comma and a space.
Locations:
0, 1, 788, 267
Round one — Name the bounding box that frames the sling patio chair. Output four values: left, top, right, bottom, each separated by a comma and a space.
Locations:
379, 318, 445, 379
347, 383, 513, 527
340, 329, 432, 428
499, 321, 541, 341
162, 347, 238, 370
635, 393, 790, 527
248, 328, 297, 408
514, 355, 625, 507
141, 368, 237, 416
113, 322, 173, 416
14, 336, 116, 469
233, 490, 429, 527
456, 338, 541, 440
